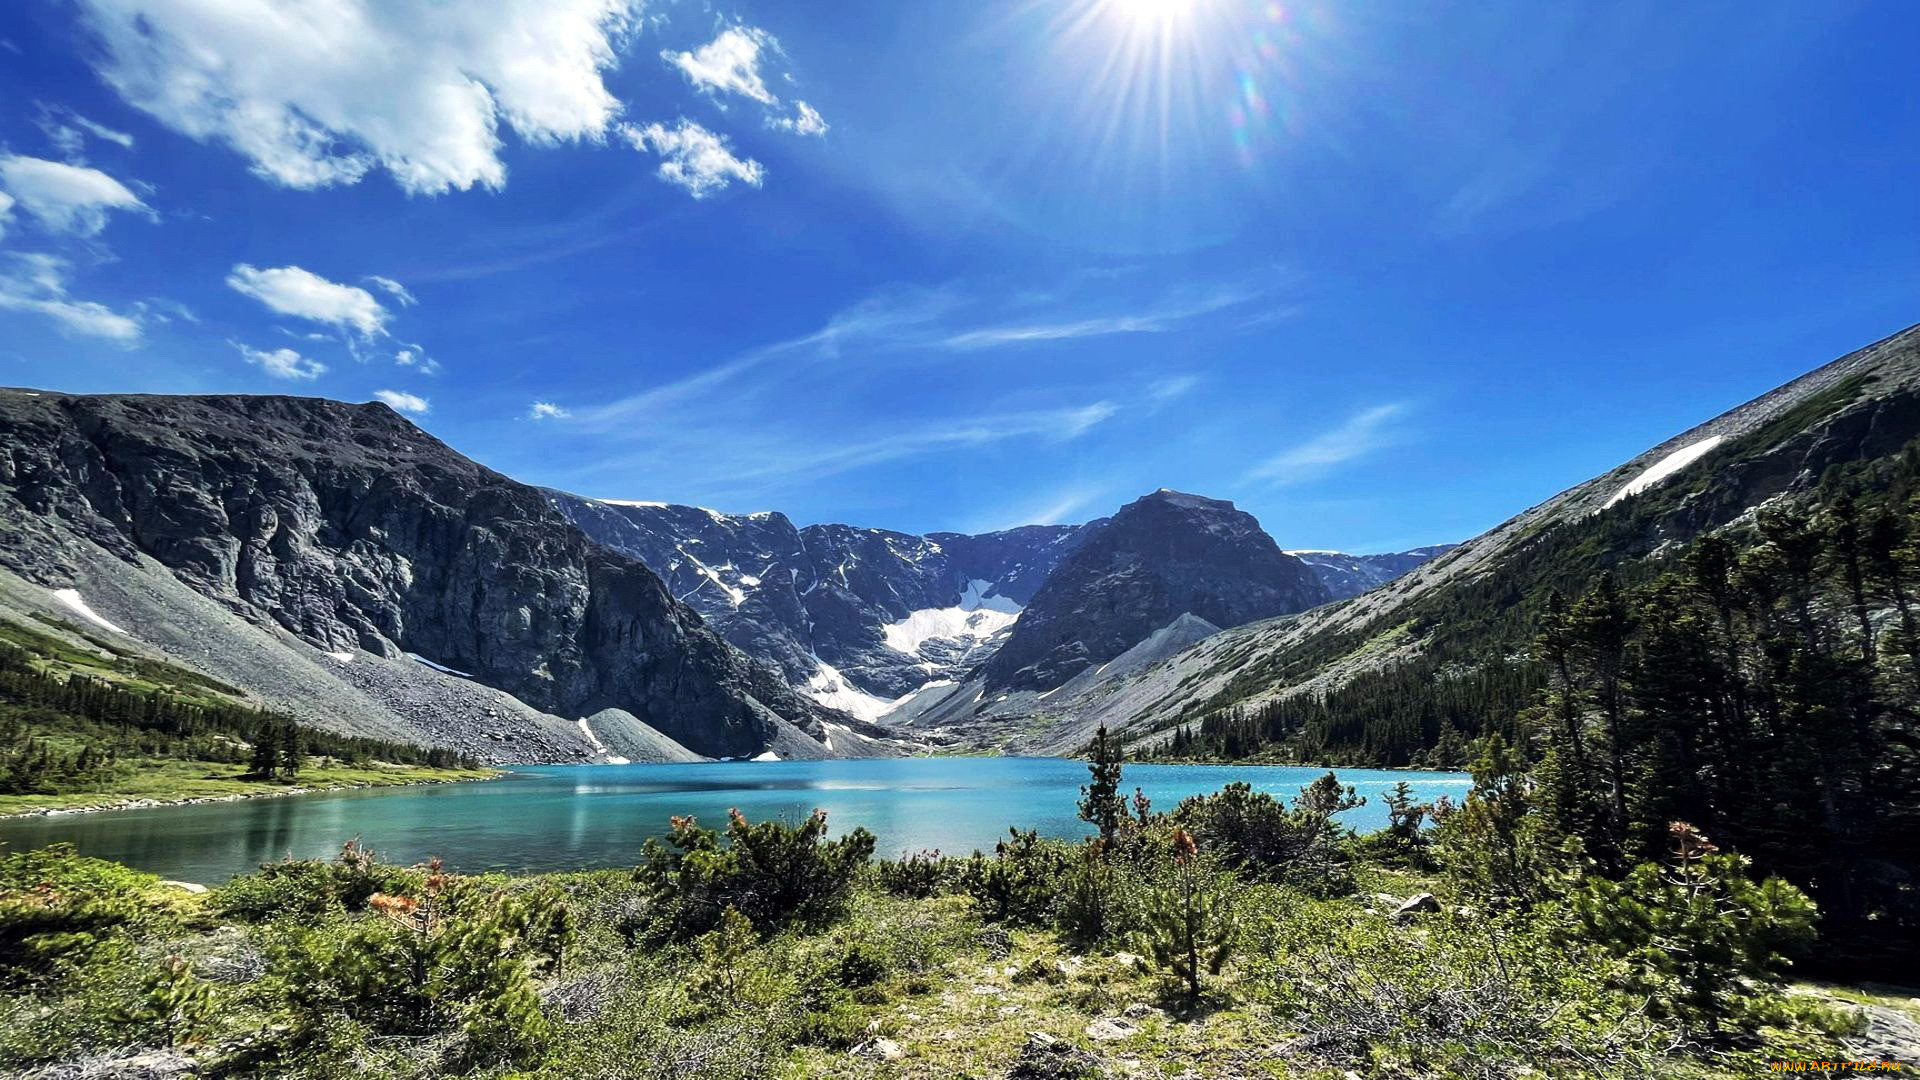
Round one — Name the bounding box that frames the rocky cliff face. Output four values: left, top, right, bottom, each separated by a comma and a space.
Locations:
547, 492, 1087, 707
1288, 545, 1459, 600
0, 390, 846, 760
980, 490, 1332, 691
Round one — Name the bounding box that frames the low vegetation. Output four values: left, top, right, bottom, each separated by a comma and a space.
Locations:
0, 733, 1887, 1078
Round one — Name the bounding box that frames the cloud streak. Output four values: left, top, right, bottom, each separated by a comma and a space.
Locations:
0, 253, 142, 343
1245, 404, 1410, 485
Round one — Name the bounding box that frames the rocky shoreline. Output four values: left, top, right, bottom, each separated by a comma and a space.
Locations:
0, 772, 501, 820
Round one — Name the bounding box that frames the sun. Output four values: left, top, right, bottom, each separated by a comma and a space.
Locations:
1103, 0, 1203, 30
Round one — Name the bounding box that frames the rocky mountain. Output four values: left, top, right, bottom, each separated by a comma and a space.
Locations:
0, 389, 883, 764
1288, 545, 1459, 600
977, 490, 1332, 692
547, 492, 1088, 714
1008, 320, 1920, 758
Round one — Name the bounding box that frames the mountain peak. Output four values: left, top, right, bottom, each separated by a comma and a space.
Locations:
1134, 489, 1236, 514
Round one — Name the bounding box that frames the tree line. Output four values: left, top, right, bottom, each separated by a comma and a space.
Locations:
0, 637, 478, 795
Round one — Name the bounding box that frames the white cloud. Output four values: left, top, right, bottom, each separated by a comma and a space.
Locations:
529, 401, 572, 420
393, 347, 441, 374
664, 26, 778, 105
373, 389, 429, 414
0, 154, 150, 236
0, 253, 142, 344
1246, 404, 1409, 484
0, 191, 13, 240
235, 342, 326, 380
227, 264, 389, 336
73, 0, 643, 195
620, 120, 764, 198
365, 276, 416, 306
771, 100, 828, 137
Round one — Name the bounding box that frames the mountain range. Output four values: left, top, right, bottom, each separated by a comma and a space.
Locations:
1, 322, 1912, 766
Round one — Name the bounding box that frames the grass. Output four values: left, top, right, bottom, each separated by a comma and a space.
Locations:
0, 758, 498, 816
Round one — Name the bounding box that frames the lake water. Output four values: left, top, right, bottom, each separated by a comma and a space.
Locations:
0, 758, 1471, 883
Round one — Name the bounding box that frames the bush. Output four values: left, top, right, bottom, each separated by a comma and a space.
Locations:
1170, 775, 1361, 896
955, 828, 1071, 926
872, 849, 947, 898
1247, 895, 1672, 1079
0, 844, 169, 985
1568, 824, 1818, 1037
213, 839, 421, 922
265, 864, 554, 1071
635, 808, 876, 940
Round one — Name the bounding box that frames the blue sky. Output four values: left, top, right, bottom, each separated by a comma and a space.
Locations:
0, 1, 1915, 552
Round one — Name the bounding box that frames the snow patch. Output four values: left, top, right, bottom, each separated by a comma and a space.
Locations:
1606, 436, 1725, 507
50, 589, 127, 635
598, 499, 667, 508
958, 578, 1022, 614
406, 652, 473, 678
576, 717, 631, 765
881, 580, 1022, 658
750, 750, 781, 762
324, 651, 354, 664
805, 659, 904, 722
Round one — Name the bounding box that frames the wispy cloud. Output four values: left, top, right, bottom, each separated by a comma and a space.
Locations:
941, 283, 1269, 350
1245, 404, 1410, 485
0, 253, 142, 344
975, 486, 1109, 532
529, 401, 572, 420
571, 399, 1117, 497
1146, 374, 1201, 405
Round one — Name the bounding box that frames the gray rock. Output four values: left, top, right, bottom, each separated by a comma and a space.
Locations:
1391, 892, 1441, 921
0, 391, 844, 760
853, 1037, 906, 1062
981, 490, 1332, 692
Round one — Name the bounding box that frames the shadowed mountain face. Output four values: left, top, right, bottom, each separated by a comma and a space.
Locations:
979, 490, 1333, 691
548, 493, 1090, 707
0, 390, 848, 761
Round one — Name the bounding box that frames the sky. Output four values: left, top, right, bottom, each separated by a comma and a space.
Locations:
0, 1, 1915, 553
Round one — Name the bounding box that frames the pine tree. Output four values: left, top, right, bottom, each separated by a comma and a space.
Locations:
1078, 725, 1124, 845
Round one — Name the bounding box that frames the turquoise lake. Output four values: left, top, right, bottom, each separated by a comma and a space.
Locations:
0, 758, 1471, 883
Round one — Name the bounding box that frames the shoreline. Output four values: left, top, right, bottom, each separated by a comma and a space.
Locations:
0, 770, 501, 820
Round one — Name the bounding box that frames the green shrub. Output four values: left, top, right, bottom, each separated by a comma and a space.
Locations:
1568, 824, 1818, 1037
635, 808, 876, 940
872, 848, 947, 898
213, 839, 421, 922
265, 867, 553, 1071
1136, 829, 1239, 1006
1247, 894, 1670, 1078
1170, 775, 1361, 895
956, 828, 1071, 926
0, 844, 169, 985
